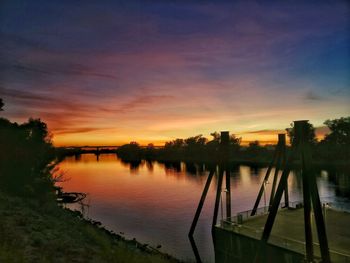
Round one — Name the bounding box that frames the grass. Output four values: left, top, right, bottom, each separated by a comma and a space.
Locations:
0, 192, 181, 263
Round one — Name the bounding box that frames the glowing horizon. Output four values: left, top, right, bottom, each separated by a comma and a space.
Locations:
1, 1, 349, 147
53, 126, 329, 147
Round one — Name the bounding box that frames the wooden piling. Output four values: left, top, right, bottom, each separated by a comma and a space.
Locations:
255, 120, 331, 263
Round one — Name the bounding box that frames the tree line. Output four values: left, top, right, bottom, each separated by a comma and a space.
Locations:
1, 96, 349, 196
117, 117, 350, 165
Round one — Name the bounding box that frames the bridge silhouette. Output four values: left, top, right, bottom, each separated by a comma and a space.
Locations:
57, 145, 164, 158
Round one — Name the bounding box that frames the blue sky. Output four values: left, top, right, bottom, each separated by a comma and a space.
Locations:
0, 0, 349, 145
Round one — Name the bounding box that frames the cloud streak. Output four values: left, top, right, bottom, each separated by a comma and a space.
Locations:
0, 1, 349, 145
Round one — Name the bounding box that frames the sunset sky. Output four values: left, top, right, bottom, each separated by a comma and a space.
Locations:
1, 1, 349, 146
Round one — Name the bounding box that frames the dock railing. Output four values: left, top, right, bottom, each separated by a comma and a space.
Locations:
220, 220, 350, 262
227, 199, 350, 225
219, 200, 350, 262
227, 200, 302, 224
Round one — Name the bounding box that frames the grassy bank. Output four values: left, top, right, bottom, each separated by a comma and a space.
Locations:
0, 192, 181, 263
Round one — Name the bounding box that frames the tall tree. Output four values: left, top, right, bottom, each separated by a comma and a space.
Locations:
0, 115, 54, 195
286, 122, 317, 146
323, 117, 350, 145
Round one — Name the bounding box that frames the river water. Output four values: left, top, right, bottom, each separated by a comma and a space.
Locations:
57, 153, 349, 263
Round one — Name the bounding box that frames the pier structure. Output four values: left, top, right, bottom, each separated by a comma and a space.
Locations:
255, 120, 330, 263
190, 121, 350, 263
216, 202, 350, 263
251, 133, 288, 216
188, 131, 232, 238
188, 131, 232, 262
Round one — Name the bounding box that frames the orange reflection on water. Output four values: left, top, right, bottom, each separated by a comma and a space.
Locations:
55, 153, 337, 261
57, 154, 215, 212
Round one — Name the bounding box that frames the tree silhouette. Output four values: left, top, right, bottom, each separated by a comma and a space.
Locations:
323, 117, 350, 146
317, 116, 350, 160
229, 134, 241, 152
0, 98, 4, 111
0, 115, 54, 196
286, 121, 317, 146
116, 142, 142, 161
206, 132, 241, 152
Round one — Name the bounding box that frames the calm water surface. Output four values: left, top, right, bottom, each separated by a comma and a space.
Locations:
57, 154, 349, 263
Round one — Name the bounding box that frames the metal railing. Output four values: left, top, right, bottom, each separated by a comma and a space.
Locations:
226, 199, 350, 226
227, 200, 302, 224
219, 200, 350, 262
220, 219, 350, 262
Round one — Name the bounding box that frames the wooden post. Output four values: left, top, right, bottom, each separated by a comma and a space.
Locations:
269, 134, 288, 208
282, 135, 289, 208
256, 120, 331, 263
225, 169, 231, 219
213, 131, 230, 228
189, 235, 203, 263
189, 169, 215, 236
310, 176, 331, 263
296, 121, 330, 263
189, 131, 233, 242
220, 131, 231, 220
269, 150, 280, 207
260, 158, 292, 241
212, 168, 224, 229
251, 139, 279, 216
295, 121, 314, 261
254, 152, 294, 263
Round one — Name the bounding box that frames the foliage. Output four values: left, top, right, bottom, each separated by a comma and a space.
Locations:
0, 103, 55, 196
117, 117, 350, 165
247, 140, 261, 152
117, 133, 243, 162
286, 122, 317, 146
323, 117, 350, 146
316, 117, 350, 161
116, 142, 142, 161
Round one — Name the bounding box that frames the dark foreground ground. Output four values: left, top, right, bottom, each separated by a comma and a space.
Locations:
0, 192, 181, 263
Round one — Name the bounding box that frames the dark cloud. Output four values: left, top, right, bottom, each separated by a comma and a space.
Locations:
53, 127, 109, 135
0, 1, 348, 144
8, 62, 117, 79
0, 86, 88, 112
116, 95, 174, 113
244, 129, 285, 134
0, 31, 117, 81
0, 31, 54, 53
304, 90, 323, 101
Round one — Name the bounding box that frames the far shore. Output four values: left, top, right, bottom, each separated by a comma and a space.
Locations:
58, 149, 350, 170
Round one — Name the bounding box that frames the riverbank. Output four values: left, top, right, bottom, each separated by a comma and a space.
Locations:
0, 191, 182, 263
58, 146, 350, 168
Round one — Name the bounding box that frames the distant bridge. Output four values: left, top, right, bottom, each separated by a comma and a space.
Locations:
57, 145, 164, 150
56, 145, 164, 158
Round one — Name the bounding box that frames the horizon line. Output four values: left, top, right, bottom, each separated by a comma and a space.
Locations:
54, 139, 283, 148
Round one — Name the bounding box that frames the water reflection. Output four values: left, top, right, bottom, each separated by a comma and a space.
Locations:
327, 170, 350, 198
189, 235, 203, 263
57, 154, 349, 263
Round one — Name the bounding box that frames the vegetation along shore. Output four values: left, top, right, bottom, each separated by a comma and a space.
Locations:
0, 99, 349, 262
113, 117, 350, 167
0, 99, 181, 263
